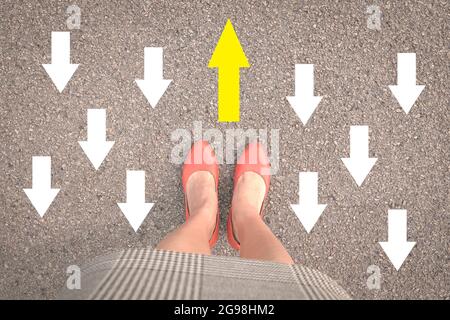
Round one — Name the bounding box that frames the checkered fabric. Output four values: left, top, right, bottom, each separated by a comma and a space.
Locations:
59, 248, 351, 300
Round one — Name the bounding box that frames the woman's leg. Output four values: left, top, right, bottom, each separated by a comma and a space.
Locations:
232, 172, 294, 264
156, 171, 217, 255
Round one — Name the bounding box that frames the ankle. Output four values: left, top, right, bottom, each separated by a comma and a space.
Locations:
191, 206, 216, 219
233, 211, 261, 240
188, 197, 216, 216
188, 206, 217, 236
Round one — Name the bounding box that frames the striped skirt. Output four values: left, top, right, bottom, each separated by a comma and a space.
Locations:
59, 248, 351, 300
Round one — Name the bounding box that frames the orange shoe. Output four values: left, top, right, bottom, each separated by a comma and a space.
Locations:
182, 140, 220, 248
227, 142, 271, 250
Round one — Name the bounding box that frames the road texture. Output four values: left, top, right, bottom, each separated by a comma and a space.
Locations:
0, 0, 448, 299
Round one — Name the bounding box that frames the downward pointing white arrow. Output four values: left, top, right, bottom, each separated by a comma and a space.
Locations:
42, 32, 79, 93
286, 64, 323, 125
379, 209, 416, 271
117, 170, 154, 232
135, 47, 172, 108
290, 172, 327, 233
23, 156, 60, 217
78, 109, 115, 170
388, 53, 425, 113
341, 125, 377, 187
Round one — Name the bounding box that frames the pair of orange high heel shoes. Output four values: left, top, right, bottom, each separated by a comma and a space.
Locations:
182, 140, 271, 250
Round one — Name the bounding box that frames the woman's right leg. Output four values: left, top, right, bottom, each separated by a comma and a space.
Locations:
156, 171, 217, 255
232, 172, 294, 264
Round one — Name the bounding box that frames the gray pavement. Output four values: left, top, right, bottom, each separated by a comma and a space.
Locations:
0, 0, 448, 299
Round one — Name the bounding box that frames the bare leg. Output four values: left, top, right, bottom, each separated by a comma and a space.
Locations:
156, 172, 217, 255
232, 172, 294, 264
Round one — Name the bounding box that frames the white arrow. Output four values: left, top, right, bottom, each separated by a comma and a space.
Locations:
135, 47, 172, 108
286, 64, 323, 125
117, 170, 154, 232
379, 209, 416, 271
290, 172, 327, 233
42, 32, 79, 93
341, 125, 377, 187
78, 109, 115, 170
23, 156, 60, 217
388, 53, 425, 113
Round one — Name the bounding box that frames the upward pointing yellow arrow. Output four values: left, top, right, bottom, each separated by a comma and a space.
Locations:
209, 19, 249, 122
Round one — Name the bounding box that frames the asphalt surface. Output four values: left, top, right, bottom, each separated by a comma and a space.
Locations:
0, 0, 448, 299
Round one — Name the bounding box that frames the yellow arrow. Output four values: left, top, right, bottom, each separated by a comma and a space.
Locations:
209, 19, 249, 122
